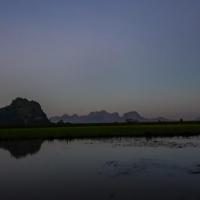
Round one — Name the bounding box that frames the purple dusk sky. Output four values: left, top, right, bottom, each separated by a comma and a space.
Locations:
0, 0, 200, 119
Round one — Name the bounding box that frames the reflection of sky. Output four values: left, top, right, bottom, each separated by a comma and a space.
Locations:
0, 0, 200, 119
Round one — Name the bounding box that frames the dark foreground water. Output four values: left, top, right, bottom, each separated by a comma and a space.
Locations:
1, 137, 200, 200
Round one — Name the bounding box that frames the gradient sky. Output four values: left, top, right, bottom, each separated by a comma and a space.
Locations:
0, 0, 200, 119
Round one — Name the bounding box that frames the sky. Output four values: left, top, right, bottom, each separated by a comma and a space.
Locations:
0, 0, 200, 119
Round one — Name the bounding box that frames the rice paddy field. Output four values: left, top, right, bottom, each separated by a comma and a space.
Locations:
0, 123, 200, 139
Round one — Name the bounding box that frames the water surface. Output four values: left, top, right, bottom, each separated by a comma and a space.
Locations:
1, 137, 200, 200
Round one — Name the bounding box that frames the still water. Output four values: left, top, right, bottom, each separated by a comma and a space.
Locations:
1, 137, 200, 200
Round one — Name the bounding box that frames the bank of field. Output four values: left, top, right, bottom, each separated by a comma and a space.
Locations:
0, 123, 200, 139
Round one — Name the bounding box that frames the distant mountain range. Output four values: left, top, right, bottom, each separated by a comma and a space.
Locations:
50, 111, 171, 124
0, 98, 49, 126
0, 97, 198, 126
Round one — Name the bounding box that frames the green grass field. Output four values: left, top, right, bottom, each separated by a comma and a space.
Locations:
0, 123, 200, 139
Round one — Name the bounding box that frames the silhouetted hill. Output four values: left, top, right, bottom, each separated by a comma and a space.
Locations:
0, 98, 49, 126
50, 111, 170, 124
122, 111, 146, 122
51, 110, 121, 123
84, 111, 121, 123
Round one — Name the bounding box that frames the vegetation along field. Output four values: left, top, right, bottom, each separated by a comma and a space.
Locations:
0, 123, 200, 139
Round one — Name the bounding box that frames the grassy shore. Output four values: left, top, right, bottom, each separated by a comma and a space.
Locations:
0, 123, 200, 139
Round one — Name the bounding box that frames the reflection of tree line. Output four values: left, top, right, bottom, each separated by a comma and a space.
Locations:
0, 140, 44, 159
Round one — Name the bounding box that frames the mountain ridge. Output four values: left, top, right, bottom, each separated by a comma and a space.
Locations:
50, 110, 170, 124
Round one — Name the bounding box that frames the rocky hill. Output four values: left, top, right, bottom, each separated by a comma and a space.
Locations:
0, 98, 49, 126
50, 110, 169, 124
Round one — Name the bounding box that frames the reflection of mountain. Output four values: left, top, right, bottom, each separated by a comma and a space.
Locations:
0, 140, 44, 159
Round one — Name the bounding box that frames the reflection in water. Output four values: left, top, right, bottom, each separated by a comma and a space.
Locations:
109, 136, 200, 148
1, 137, 200, 199
0, 140, 44, 158
100, 159, 187, 178
0, 136, 200, 159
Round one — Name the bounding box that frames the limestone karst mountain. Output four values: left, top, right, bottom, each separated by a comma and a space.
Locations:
0, 98, 49, 126
50, 110, 170, 124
